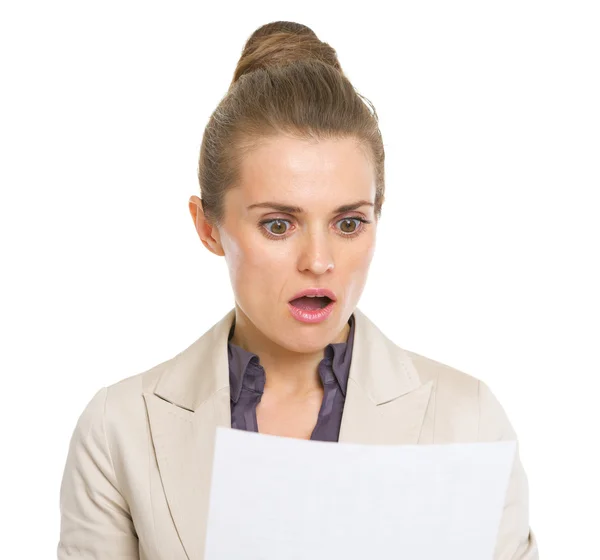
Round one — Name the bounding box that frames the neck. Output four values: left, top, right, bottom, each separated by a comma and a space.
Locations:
229, 307, 350, 396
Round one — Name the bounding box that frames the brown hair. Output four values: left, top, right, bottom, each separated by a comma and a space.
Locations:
198, 21, 385, 227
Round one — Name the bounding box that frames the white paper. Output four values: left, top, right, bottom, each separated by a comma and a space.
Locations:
204, 427, 516, 560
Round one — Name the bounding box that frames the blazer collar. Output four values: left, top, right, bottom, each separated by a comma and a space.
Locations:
152, 308, 235, 412
145, 307, 433, 560
153, 306, 424, 412
227, 312, 356, 403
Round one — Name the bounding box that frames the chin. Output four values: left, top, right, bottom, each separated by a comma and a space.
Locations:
282, 319, 343, 348
278, 336, 327, 355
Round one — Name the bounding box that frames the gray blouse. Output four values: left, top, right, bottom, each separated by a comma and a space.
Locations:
227, 314, 356, 442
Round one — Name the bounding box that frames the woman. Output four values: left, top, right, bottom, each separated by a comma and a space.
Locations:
58, 21, 538, 560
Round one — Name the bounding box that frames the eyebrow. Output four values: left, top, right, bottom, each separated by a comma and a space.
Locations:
247, 200, 375, 214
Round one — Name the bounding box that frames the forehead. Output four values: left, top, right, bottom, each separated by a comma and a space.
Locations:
236, 135, 376, 206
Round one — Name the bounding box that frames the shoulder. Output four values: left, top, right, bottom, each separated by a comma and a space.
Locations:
72, 352, 178, 451
404, 348, 516, 442
406, 348, 480, 398
105, 358, 170, 410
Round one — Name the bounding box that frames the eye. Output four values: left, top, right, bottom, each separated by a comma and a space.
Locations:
337, 217, 360, 234
259, 219, 292, 239
336, 217, 371, 237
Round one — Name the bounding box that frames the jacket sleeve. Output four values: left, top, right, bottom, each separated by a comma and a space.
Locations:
58, 387, 139, 559
477, 380, 539, 560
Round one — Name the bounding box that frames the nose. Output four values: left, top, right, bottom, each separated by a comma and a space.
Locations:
297, 228, 334, 275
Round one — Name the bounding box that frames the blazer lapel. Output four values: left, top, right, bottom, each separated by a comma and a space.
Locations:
143, 308, 235, 560
143, 306, 432, 559
339, 308, 434, 445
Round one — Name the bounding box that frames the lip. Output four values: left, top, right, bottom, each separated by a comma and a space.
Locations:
288, 288, 337, 302
287, 299, 335, 324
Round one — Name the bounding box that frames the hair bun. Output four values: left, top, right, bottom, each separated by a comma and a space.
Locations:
231, 21, 342, 86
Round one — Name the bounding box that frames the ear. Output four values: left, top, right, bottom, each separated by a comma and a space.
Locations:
188, 196, 225, 256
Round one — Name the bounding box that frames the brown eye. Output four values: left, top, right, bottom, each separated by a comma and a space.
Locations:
270, 220, 287, 235
339, 218, 359, 234
262, 219, 289, 236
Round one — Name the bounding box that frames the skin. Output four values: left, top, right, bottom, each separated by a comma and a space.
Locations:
189, 134, 378, 438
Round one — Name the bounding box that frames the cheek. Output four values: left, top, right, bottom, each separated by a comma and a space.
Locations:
342, 237, 376, 286
346, 233, 376, 266
225, 237, 291, 291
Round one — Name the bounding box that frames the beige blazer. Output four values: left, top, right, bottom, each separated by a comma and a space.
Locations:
58, 307, 539, 560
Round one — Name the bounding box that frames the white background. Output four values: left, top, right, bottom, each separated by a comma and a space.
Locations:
1, 1, 598, 558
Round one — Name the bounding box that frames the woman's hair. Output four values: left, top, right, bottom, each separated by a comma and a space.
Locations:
198, 21, 385, 227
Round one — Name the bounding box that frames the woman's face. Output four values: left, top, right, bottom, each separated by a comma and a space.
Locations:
194, 134, 378, 353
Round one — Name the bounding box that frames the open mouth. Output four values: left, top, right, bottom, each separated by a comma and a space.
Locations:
289, 295, 333, 310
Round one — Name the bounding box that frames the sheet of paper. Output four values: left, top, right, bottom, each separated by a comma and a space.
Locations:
204, 427, 516, 560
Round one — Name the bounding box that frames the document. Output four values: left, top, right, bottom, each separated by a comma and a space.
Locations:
204, 427, 516, 560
